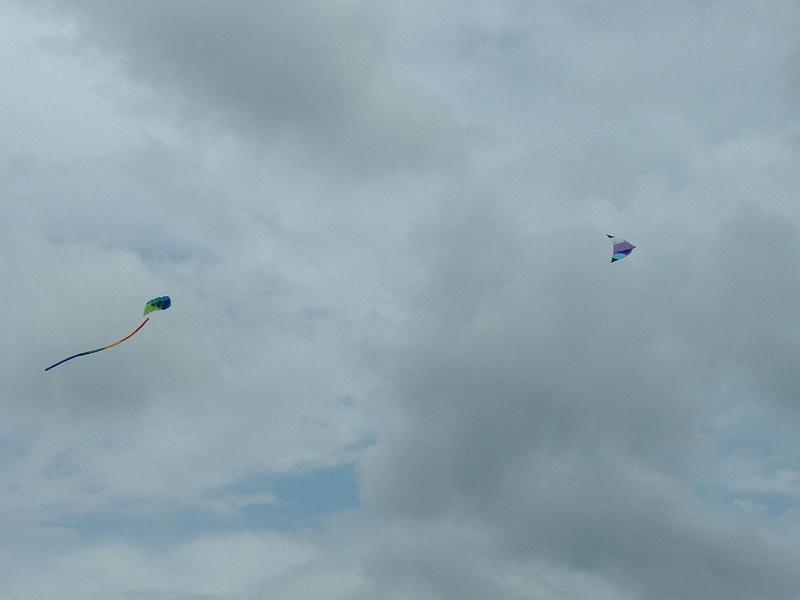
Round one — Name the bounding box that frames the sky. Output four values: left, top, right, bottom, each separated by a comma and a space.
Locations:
2, 1, 800, 598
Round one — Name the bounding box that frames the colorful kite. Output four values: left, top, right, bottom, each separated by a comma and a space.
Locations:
607, 235, 635, 263
144, 296, 171, 315
45, 296, 171, 371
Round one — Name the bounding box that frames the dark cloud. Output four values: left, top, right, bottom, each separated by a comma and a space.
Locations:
30, 0, 470, 172
357, 201, 800, 598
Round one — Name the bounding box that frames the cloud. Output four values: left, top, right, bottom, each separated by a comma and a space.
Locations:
28, 0, 471, 172
2, 1, 800, 599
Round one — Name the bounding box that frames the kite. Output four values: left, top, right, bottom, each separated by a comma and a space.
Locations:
607, 235, 635, 263
45, 296, 171, 372
144, 296, 171, 315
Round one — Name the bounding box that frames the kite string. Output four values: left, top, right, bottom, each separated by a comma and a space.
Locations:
44, 318, 150, 372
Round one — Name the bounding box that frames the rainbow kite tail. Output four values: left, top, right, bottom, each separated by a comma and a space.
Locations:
44, 318, 150, 372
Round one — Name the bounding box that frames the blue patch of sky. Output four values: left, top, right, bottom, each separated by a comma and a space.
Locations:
696, 406, 800, 516
225, 462, 361, 529
695, 481, 799, 518
48, 462, 360, 549
711, 410, 800, 459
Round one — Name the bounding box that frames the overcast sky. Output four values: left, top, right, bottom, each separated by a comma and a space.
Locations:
2, 1, 800, 598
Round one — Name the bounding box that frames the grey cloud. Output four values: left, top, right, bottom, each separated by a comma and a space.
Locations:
30, 0, 470, 172
357, 191, 800, 598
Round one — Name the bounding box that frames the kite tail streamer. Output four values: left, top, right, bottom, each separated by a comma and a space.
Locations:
44, 318, 150, 372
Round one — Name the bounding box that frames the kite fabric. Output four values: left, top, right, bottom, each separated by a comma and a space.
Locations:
44, 296, 171, 372
607, 235, 635, 263
144, 296, 171, 315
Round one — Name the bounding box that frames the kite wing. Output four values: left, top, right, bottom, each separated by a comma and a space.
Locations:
607, 234, 635, 263
144, 296, 171, 315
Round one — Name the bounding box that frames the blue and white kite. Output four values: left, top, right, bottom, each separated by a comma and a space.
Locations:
607, 235, 635, 263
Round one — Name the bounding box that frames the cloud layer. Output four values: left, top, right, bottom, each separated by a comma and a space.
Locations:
2, 1, 800, 598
